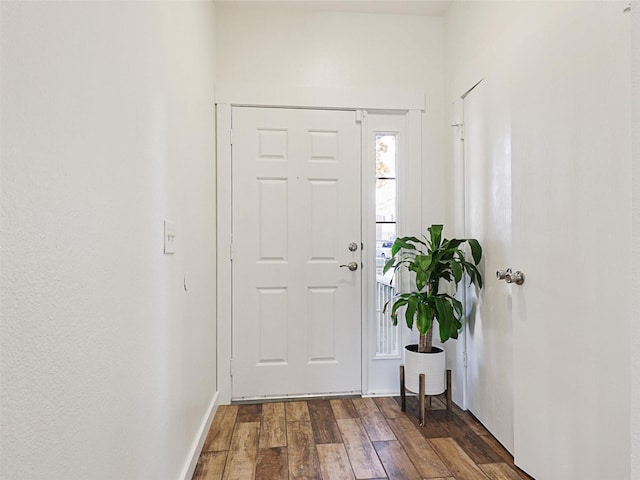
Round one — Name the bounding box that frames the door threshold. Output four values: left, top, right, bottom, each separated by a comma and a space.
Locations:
231, 391, 362, 404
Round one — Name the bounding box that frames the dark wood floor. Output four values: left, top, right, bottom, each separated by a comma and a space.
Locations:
192, 395, 533, 480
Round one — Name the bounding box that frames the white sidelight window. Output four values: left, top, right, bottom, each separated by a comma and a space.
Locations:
375, 134, 399, 357
363, 110, 421, 396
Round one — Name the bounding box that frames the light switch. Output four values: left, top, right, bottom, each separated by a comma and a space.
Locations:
164, 220, 176, 254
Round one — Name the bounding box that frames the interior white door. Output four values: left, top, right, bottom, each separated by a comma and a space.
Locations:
510, 5, 631, 479
231, 107, 362, 400
463, 72, 514, 453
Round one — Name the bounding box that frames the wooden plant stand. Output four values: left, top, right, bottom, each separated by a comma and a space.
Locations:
399, 365, 452, 426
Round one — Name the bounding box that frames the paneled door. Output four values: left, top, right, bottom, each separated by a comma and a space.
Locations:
231, 107, 362, 400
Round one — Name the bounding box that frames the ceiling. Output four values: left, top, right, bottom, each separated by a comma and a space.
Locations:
214, 0, 453, 16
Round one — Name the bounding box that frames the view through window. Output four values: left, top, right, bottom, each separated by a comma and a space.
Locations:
375, 134, 399, 356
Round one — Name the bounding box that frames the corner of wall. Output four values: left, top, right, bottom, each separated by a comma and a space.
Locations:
179, 392, 220, 480
631, 2, 640, 477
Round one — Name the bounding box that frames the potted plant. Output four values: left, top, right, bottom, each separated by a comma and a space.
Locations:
383, 224, 483, 397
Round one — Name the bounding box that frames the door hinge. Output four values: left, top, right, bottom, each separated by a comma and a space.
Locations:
230, 128, 234, 145
463, 351, 468, 368
230, 235, 234, 261
452, 123, 464, 141
230, 358, 234, 376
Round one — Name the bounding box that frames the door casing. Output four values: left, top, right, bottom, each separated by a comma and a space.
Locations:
215, 85, 424, 404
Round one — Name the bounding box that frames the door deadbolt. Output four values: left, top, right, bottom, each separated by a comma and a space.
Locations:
339, 261, 358, 271
348, 242, 358, 252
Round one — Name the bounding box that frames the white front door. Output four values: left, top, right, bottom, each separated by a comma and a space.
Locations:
231, 107, 362, 400
463, 71, 514, 453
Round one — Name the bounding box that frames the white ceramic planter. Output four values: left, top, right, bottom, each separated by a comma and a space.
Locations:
404, 344, 446, 395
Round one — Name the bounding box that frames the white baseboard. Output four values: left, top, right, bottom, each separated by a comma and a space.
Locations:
179, 391, 219, 480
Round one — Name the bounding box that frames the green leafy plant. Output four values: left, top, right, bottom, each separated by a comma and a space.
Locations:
383, 224, 483, 353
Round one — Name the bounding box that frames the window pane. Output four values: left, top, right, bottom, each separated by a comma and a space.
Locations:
374, 133, 398, 357
376, 134, 396, 178
375, 223, 396, 273
376, 223, 396, 243
376, 179, 396, 222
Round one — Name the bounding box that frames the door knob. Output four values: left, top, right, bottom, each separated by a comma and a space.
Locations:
505, 270, 525, 285
339, 261, 358, 271
497, 268, 525, 285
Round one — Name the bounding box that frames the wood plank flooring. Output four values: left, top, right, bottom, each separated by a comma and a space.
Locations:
193, 396, 533, 480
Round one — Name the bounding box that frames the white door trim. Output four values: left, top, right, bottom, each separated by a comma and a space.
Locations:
216, 83, 425, 112
361, 110, 422, 396
216, 89, 424, 404
216, 103, 233, 405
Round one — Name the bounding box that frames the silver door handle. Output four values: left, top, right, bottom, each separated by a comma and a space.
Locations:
340, 261, 358, 271
497, 268, 525, 285
506, 270, 525, 285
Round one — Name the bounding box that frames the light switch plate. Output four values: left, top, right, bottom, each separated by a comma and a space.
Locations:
164, 220, 176, 254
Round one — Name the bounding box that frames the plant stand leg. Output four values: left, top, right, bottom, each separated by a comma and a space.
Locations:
419, 373, 426, 426
400, 365, 406, 412
446, 369, 452, 420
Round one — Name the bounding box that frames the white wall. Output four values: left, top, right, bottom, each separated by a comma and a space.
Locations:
442, 3, 590, 409
215, 6, 446, 227
441, 0, 576, 411
443, 1, 579, 229
0, 2, 217, 479
215, 6, 446, 396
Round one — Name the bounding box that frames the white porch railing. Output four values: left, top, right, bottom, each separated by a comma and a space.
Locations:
375, 273, 399, 356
